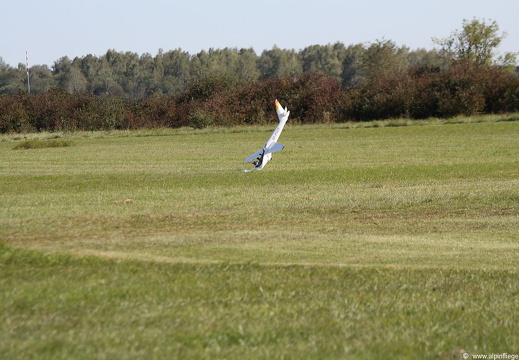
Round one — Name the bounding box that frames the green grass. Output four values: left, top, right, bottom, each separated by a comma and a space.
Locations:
11, 138, 74, 150
1, 116, 519, 359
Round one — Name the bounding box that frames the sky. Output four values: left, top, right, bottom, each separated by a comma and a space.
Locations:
1, 0, 518, 68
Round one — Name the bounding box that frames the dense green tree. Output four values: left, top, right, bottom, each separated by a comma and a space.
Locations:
93, 66, 122, 96
53, 57, 85, 92
497, 52, 518, 73
29, 65, 57, 93
341, 44, 365, 87
342, 40, 410, 87
52, 56, 72, 75
362, 40, 409, 77
78, 54, 102, 93
0, 63, 24, 94
206, 48, 240, 75
104, 50, 127, 77
192, 48, 260, 82
433, 18, 510, 66
190, 50, 210, 78
406, 48, 445, 68
121, 51, 141, 97
0, 57, 7, 71
237, 48, 260, 82
258, 46, 302, 79
133, 53, 159, 98
161, 48, 191, 93
301, 42, 347, 79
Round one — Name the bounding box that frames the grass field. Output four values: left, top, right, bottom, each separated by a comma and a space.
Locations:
1, 116, 518, 359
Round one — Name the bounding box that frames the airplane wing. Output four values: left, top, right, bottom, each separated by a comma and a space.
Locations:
244, 149, 264, 163
265, 142, 284, 154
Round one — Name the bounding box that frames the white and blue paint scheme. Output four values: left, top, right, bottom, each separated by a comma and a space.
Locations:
243, 99, 290, 171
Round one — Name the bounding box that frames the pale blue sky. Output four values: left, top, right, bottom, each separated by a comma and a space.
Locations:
2, 0, 518, 67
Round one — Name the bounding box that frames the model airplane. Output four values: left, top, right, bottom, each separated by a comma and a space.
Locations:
243, 99, 290, 171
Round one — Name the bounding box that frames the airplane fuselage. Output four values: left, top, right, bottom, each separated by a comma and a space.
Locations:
256, 116, 288, 169
244, 99, 290, 171
265, 115, 288, 149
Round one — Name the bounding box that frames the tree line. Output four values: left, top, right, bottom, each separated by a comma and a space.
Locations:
1, 43, 446, 97
0, 19, 517, 133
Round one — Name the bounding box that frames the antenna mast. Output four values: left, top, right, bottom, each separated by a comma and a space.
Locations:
26, 51, 30, 93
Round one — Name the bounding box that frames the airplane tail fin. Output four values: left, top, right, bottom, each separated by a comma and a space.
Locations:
275, 99, 289, 121
266, 142, 284, 154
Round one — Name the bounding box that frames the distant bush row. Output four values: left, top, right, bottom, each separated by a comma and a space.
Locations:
1, 62, 518, 133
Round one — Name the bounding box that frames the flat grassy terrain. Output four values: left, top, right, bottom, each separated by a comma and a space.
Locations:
1, 117, 518, 359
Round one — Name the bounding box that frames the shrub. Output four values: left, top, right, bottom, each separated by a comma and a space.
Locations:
0, 64, 517, 133
0, 93, 32, 133
189, 110, 214, 129
436, 62, 486, 117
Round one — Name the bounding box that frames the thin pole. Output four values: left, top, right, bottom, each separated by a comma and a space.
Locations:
26, 51, 30, 93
